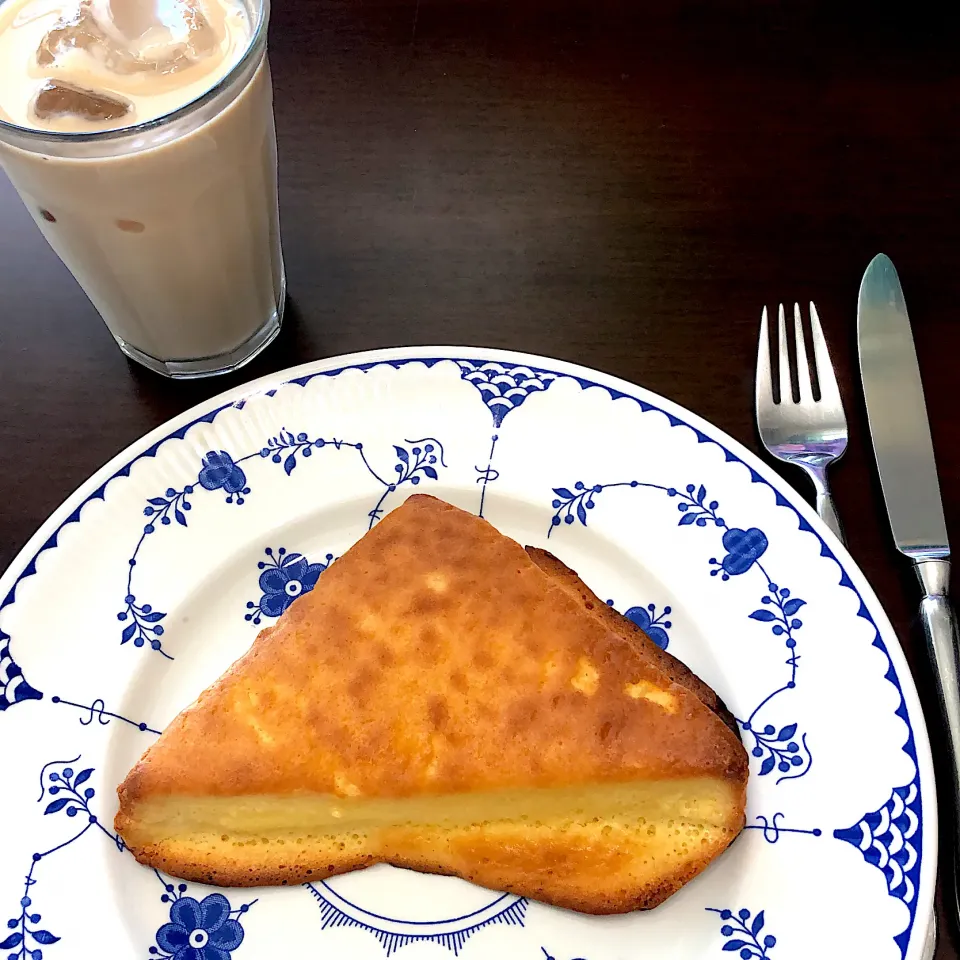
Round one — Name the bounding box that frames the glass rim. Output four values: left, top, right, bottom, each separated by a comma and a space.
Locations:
0, 0, 268, 145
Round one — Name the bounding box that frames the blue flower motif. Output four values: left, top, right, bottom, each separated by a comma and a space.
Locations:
245, 548, 331, 624
155, 894, 244, 960
198, 451, 249, 504
709, 527, 768, 580
623, 604, 672, 650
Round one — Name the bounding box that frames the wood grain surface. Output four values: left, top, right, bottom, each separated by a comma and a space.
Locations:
0, 0, 958, 953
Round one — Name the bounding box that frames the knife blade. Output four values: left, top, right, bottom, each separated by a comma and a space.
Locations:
858, 253, 949, 560
858, 251, 952, 941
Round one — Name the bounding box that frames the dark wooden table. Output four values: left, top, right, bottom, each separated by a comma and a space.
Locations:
1, 0, 959, 953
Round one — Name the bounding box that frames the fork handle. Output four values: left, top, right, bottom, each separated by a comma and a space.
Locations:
801, 463, 845, 546
815, 490, 845, 545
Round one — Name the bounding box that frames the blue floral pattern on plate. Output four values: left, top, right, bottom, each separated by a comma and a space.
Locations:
198, 452, 249, 503
706, 907, 776, 959
151, 891, 251, 960
2, 757, 125, 960
622, 603, 672, 650
113, 434, 447, 659
244, 548, 334, 625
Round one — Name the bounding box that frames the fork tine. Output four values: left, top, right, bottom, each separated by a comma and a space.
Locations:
793, 302, 814, 402
808, 301, 842, 404
777, 303, 792, 403
756, 305, 773, 409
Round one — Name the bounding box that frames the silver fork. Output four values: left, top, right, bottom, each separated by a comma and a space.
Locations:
755, 302, 848, 544
757, 302, 938, 959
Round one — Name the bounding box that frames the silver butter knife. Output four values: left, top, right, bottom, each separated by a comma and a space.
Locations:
858, 252, 950, 933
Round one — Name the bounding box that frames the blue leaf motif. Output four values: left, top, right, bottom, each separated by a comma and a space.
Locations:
777, 724, 797, 742
121, 623, 136, 643
32, 930, 60, 945
394, 446, 410, 464
576, 501, 587, 525
148, 497, 169, 506
749, 609, 777, 622
174, 508, 187, 527
553, 487, 574, 499
423, 466, 438, 480
73, 768, 93, 787
760, 755, 776, 776
679, 512, 698, 526
697, 484, 707, 504
0, 933, 23, 949
44, 797, 70, 814
708, 904, 776, 960
141, 612, 165, 623
283, 453, 297, 476
782, 598, 805, 616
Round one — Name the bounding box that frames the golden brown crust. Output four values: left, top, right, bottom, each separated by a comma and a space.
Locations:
115, 494, 748, 911
123, 842, 375, 888
121, 845, 716, 914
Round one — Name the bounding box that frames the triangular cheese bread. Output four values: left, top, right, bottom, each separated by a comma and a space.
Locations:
115, 495, 748, 913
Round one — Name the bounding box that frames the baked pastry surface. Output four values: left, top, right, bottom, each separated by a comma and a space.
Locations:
115, 494, 748, 913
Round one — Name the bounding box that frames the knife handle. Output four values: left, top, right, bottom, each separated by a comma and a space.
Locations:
915, 559, 960, 807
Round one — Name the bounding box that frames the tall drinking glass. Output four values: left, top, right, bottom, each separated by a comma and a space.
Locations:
0, 0, 284, 378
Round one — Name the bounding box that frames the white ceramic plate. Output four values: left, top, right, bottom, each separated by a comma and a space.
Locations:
0, 347, 934, 960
